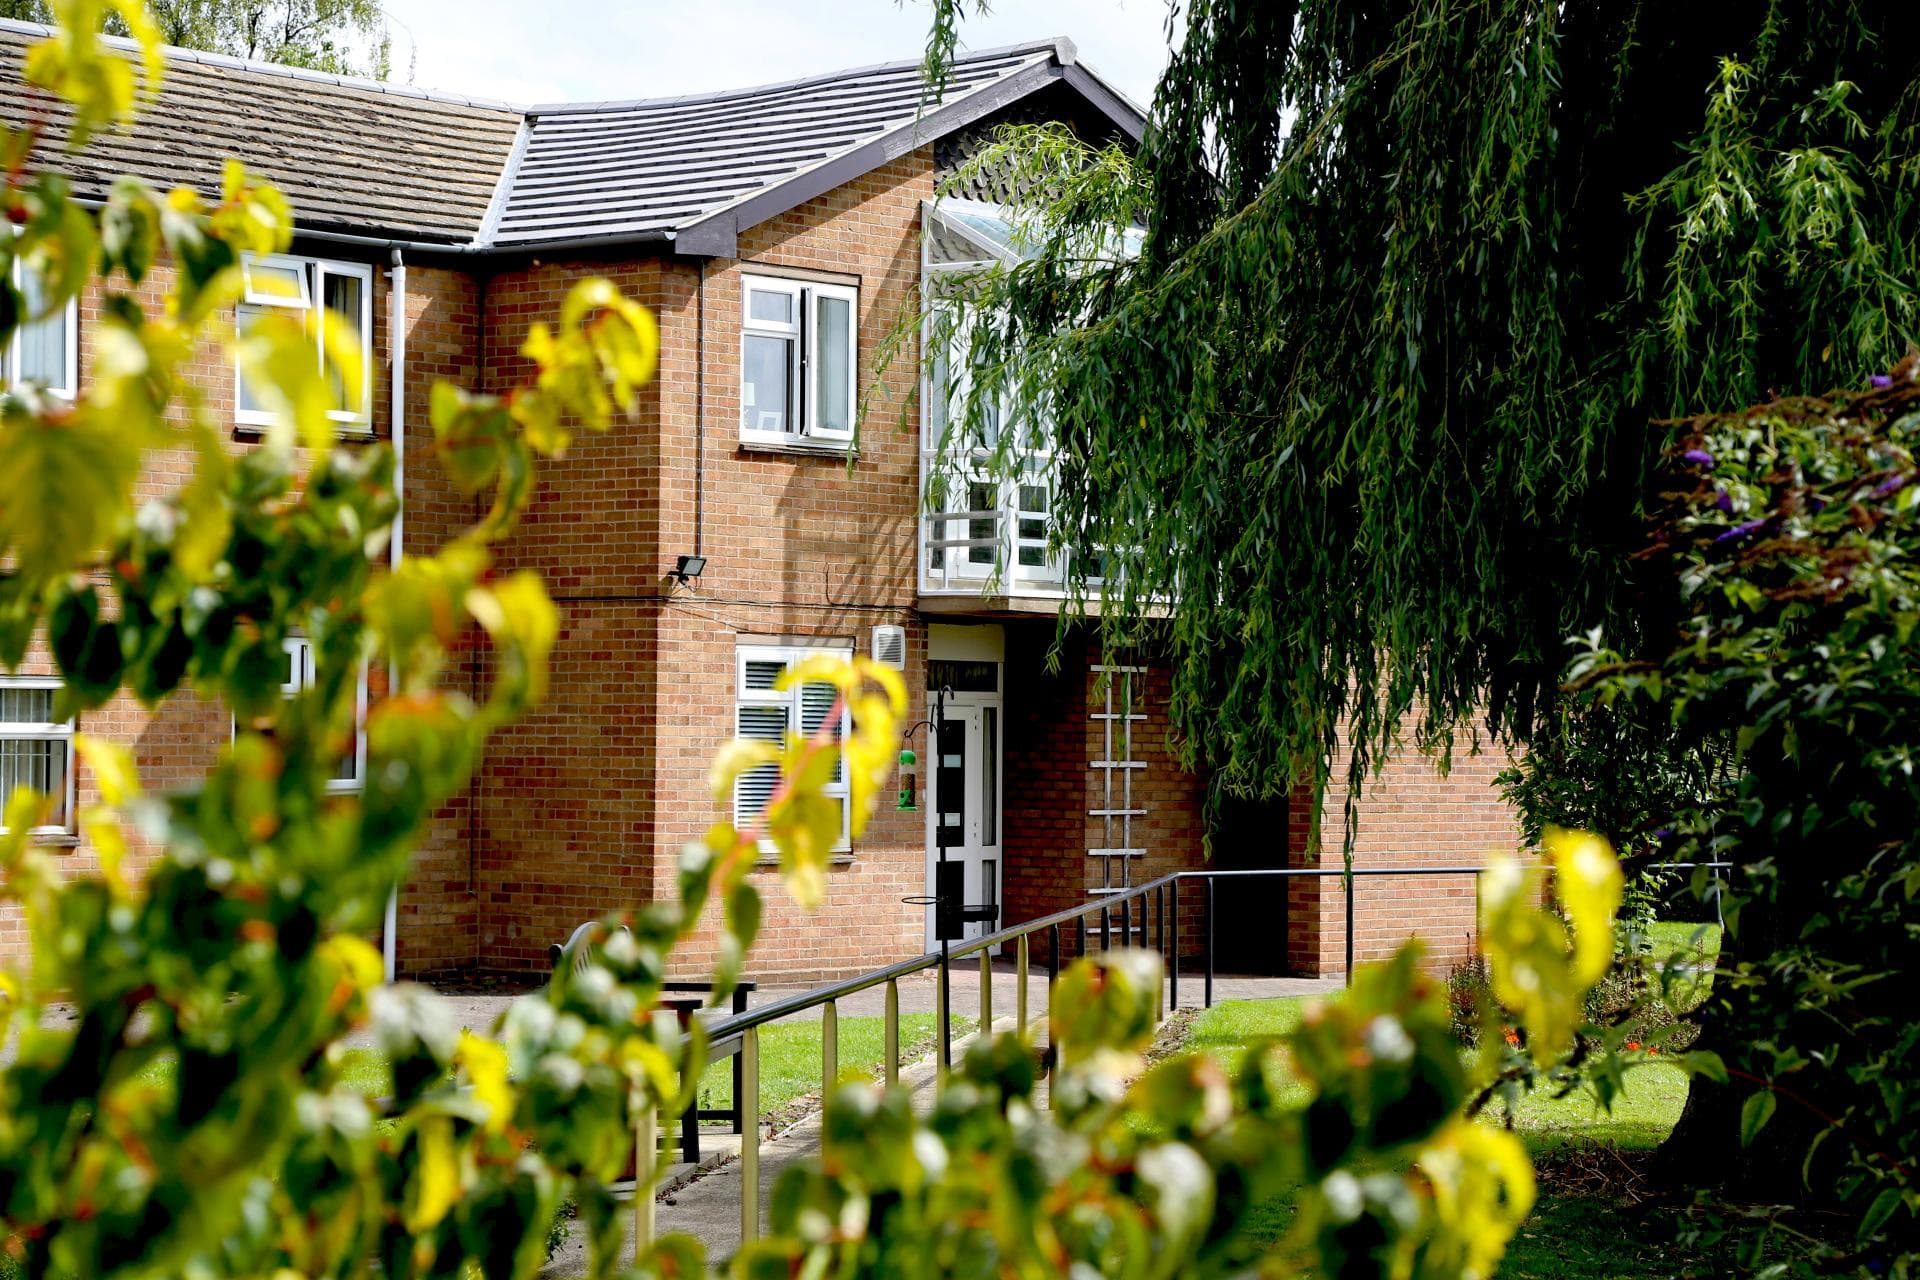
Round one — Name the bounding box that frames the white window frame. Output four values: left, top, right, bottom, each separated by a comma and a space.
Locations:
733, 642, 852, 853
234, 252, 374, 434
0, 676, 77, 836
231, 636, 368, 793
739, 273, 857, 448
3, 249, 79, 399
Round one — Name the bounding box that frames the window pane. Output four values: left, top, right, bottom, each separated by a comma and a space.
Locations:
237, 305, 270, 415
321, 271, 365, 416
735, 702, 790, 822
968, 481, 997, 566
0, 686, 55, 723
798, 680, 843, 783
748, 289, 793, 324
814, 293, 852, 434
16, 267, 69, 389
246, 259, 308, 304
333, 726, 360, 783
743, 659, 786, 692
743, 334, 793, 433
0, 738, 66, 824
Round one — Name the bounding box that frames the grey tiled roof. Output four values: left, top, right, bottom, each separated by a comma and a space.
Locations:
494, 41, 1123, 253
0, 22, 1143, 255
0, 19, 524, 244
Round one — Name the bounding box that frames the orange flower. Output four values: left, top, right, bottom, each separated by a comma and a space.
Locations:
1503, 1028, 1520, 1047
1624, 1041, 1642, 1051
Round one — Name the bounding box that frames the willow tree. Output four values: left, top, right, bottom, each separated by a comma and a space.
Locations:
919, 1, 1917, 807
917, 0, 1920, 1228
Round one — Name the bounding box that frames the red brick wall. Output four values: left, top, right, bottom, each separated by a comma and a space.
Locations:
466, 151, 937, 983
0, 245, 493, 972
1287, 713, 1523, 976
1001, 625, 1212, 968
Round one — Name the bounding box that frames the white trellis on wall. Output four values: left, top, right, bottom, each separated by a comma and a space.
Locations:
1088, 664, 1148, 935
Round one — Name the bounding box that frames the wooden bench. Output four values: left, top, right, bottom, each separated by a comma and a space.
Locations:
548, 924, 755, 1164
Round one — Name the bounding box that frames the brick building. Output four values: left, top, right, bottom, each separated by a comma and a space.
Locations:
0, 20, 1522, 983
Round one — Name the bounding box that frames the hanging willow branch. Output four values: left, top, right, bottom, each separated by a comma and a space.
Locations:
907, 0, 1920, 839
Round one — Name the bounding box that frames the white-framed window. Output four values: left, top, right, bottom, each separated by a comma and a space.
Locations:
235, 252, 374, 432
2, 252, 79, 398
734, 642, 852, 851
0, 677, 76, 836
740, 274, 857, 447
233, 636, 367, 792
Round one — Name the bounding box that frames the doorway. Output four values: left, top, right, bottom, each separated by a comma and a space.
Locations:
924, 685, 1004, 952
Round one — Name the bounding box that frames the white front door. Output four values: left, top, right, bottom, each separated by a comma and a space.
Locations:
924, 692, 1003, 952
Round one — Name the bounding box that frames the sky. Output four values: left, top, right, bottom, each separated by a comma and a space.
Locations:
374, 0, 1174, 109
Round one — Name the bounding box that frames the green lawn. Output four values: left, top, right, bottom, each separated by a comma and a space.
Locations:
694, 1011, 962, 1118
1182, 927, 1726, 1279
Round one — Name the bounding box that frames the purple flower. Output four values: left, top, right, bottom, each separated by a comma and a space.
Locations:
1714, 488, 1734, 514
1871, 474, 1908, 499
1682, 449, 1715, 467
1869, 374, 1893, 389
1714, 518, 1768, 544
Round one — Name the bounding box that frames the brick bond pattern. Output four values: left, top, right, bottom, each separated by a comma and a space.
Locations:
0, 152, 1525, 982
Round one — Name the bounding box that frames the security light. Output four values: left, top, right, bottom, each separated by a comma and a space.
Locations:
670, 554, 707, 585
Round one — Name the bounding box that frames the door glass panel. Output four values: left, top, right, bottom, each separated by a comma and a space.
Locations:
980, 706, 996, 846
935, 716, 966, 849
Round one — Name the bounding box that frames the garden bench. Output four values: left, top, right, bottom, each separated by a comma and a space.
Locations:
548, 923, 755, 1165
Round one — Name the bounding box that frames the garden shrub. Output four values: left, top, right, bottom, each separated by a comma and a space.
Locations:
1569, 360, 1920, 1264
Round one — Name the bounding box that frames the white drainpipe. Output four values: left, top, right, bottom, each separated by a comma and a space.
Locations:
383, 247, 407, 984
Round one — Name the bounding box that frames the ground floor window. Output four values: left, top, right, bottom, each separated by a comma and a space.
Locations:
0, 677, 74, 834
734, 641, 851, 850
232, 637, 367, 792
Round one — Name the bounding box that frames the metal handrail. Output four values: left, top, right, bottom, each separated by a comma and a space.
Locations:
659, 857, 1735, 1250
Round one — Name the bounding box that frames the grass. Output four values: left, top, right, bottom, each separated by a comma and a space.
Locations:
694, 1011, 966, 1119
1180, 924, 1728, 1279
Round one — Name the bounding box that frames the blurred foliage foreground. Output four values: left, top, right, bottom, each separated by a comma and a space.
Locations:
0, 7, 1682, 1278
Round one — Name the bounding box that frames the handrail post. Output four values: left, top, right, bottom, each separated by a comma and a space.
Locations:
1100, 904, 1110, 951
1169, 879, 1179, 1012
1344, 869, 1355, 989
634, 1096, 655, 1251
1156, 885, 1167, 1014
884, 978, 899, 1086
1204, 876, 1215, 1009
822, 998, 838, 1096
979, 948, 993, 1037
1016, 933, 1029, 1035
740, 1025, 760, 1245
938, 934, 952, 1080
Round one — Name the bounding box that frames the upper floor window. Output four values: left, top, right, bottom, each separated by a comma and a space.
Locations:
733, 642, 851, 852
0, 677, 75, 836
740, 274, 856, 448
235, 253, 373, 433
2, 254, 78, 398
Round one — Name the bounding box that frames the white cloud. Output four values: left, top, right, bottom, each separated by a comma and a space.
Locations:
377, 0, 1171, 109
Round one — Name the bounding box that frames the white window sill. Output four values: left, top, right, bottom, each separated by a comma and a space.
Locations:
5, 830, 80, 848
738, 433, 857, 460
233, 420, 377, 440
753, 851, 857, 870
